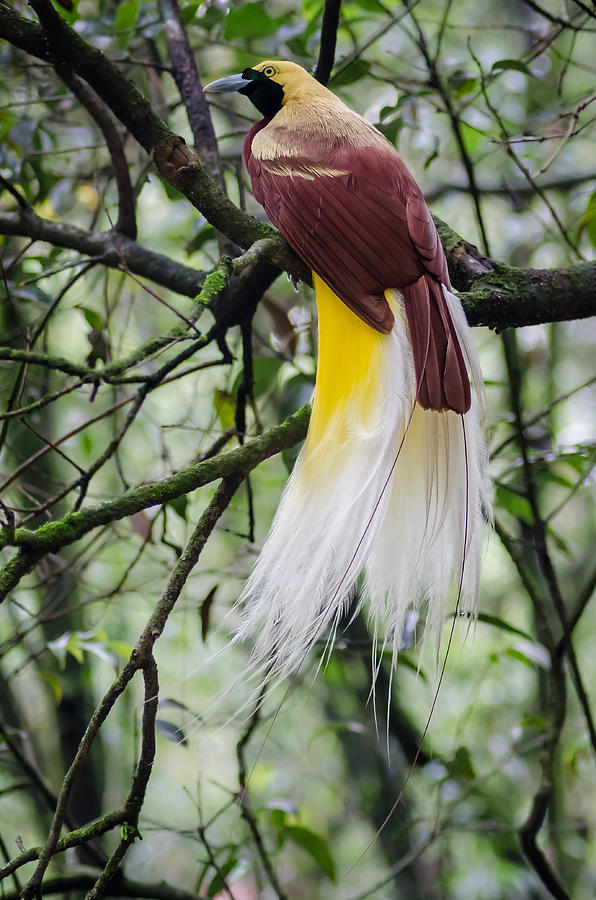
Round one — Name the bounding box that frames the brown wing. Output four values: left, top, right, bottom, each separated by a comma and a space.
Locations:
244, 123, 469, 413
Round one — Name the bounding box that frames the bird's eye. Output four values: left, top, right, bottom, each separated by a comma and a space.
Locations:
262, 66, 276, 77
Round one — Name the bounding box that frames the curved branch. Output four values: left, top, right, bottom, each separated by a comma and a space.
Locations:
3, 208, 595, 332
63, 72, 137, 238
13, 0, 289, 259
0, 874, 202, 900
459, 261, 596, 328
159, 0, 222, 185
18, 475, 242, 898
0, 405, 311, 601
0, 208, 206, 298
425, 170, 596, 204
434, 217, 596, 327
0, 811, 126, 881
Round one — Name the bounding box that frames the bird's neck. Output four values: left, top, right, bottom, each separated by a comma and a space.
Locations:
250, 98, 381, 162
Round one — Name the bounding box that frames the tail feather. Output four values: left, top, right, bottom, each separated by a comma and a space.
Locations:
234, 277, 490, 681
402, 275, 471, 414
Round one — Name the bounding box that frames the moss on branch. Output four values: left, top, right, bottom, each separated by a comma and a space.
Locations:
1, 8, 593, 327
0, 406, 311, 598
460, 261, 596, 329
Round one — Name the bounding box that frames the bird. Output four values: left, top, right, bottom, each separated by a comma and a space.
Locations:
205, 61, 490, 683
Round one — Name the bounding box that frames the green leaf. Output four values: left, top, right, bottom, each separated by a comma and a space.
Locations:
507, 641, 550, 670
213, 388, 236, 430
0, 111, 17, 143
283, 826, 336, 881
76, 638, 118, 666
186, 223, 216, 255
379, 104, 397, 121
199, 585, 218, 642
579, 191, 596, 250
459, 121, 484, 154
521, 711, 549, 731
424, 138, 440, 169
474, 612, 533, 641
401, 653, 428, 680
232, 357, 284, 399
286, 33, 311, 58
156, 719, 187, 746
495, 483, 534, 524
12, 286, 54, 306
195, 6, 226, 30
225, 3, 278, 40
65, 633, 84, 664
376, 116, 402, 145
253, 356, 284, 397
450, 76, 478, 98
492, 59, 534, 76
329, 59, 370, 88
47, 633, 71, 668
560, 449, 594, 474
548, 527, 571, 557
169, 493, 188, 521
81, 307, 104, 330
506, 648, 536, 669
180, 1, 201, 24
39, 670, 63, 703
445, 746, 476, 780
115, 0, 140, 48
207, 854, 238, 897
108, 640, 133, 659
267, 801, 296, 843
51, 0, 79, 25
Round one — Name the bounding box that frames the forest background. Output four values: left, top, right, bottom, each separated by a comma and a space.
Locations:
1, 0, 596, 898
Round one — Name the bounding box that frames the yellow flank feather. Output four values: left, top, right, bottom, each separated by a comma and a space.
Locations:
300, 274, 388, 479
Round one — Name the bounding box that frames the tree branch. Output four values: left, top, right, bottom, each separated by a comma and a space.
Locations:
18, 476, 243, 898
12, 0, 296, 267
86, 657, 159, 899
159, 0, 222, 186
0, 405, 311, 599
315, 0, 342, 85
0, 209, 206, 299
425, 170, 596, 204
1, 4, 594, 330
0, 873, 204, 900
0, 811, 125, 881
2, 208, 595, 332
62, 72, 137, 239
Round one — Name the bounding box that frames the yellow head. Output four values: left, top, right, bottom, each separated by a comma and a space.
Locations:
205, 60, 328, 117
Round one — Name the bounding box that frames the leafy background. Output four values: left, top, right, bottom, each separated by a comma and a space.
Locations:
1, 0, 596, 898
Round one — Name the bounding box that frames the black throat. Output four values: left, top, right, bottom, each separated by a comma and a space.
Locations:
239, 69, 284, 118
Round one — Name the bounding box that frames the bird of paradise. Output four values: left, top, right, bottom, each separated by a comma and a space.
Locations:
206, 61, 490, 682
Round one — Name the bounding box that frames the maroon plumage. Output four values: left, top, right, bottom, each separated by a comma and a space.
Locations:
243, 119, 471, 414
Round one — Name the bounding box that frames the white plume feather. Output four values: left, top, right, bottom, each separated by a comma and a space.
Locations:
233, 284, 490, 682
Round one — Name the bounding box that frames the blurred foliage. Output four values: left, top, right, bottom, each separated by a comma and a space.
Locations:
1, 0, 596, 898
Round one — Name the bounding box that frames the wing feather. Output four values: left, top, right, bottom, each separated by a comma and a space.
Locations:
244, 121, 470, 412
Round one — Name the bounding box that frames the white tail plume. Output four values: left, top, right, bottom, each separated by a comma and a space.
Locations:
233, 281, 490, 682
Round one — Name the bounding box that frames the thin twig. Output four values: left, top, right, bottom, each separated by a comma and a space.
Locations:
236, 689, 287, 900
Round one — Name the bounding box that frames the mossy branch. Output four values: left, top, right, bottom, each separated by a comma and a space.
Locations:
0, 810, 126, 881
0, 406, 311, 598
4, 3, 593, 325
